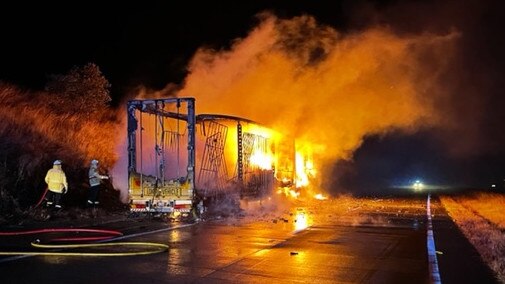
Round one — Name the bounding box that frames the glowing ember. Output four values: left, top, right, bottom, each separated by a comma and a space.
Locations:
294, 211, 308, 231
276, 187, 300, 199
289, 189, 300, 199
314, 193, 327, 200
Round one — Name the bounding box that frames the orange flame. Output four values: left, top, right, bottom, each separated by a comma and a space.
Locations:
250, 149, 273, 170
295, 151, 317, 188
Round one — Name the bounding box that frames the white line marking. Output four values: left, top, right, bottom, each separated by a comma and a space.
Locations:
427, 194, 442, 284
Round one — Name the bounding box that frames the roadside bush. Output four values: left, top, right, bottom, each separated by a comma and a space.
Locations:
0, 64, 124, 223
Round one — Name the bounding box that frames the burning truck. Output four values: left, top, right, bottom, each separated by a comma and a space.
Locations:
127, 98, 196, 214
127, 97, 304, 216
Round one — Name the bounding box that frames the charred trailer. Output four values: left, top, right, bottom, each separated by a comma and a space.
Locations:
195, 115, 276, 200
127, 98, 196, 215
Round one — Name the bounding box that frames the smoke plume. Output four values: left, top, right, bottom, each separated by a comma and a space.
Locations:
175, 13, 457, 186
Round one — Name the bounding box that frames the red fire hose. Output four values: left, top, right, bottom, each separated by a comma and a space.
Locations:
34, 187, 49, 208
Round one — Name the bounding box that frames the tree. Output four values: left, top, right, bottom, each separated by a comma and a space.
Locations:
45, 63, 111, 116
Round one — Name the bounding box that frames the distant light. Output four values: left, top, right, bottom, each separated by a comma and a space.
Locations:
491, 184, 496, 188
413, 180, 424, 191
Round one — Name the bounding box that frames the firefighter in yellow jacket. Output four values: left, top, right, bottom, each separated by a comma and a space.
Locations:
44, 160, 68, 209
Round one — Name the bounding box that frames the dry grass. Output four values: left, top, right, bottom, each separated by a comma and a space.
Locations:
440, 193, 505, 283
456, 193, 505, 230
0, 85, 119, 168
0, 83, 122, 216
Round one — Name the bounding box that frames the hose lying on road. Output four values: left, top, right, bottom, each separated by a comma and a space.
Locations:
0, 228, 123, 242
0, 241, 169, 257
0, 228, 169, 257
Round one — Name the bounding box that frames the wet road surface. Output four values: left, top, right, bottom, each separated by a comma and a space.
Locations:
0, 194, 499, 283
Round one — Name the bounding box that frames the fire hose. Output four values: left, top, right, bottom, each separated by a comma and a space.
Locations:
0, 187, 169, 257
0, 228, 169, 257
34, 187, 49, 208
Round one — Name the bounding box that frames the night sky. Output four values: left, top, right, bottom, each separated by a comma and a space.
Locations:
2, 0, 505, 193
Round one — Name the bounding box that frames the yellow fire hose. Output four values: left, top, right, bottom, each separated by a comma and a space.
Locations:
0, 228, 169, 257
0, 241, 169, 257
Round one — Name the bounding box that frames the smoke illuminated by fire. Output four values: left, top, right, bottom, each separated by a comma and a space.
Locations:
175, 13, 457, 194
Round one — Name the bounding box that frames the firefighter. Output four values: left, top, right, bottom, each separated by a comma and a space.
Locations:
87, 159, 109, 207
44, 160, 68, 209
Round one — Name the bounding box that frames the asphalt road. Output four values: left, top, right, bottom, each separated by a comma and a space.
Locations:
0, 194, 499, 283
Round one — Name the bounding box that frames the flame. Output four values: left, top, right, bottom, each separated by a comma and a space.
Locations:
314, 193, 327, 200
250, 148, 273, 170
281, 177, 291, 184
295, 151, 316, 188
247, 124, 276, 170
246, 124, 276, 139
276, 187, 300, 199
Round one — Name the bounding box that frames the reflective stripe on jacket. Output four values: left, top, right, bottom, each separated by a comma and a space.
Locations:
89, 166, 106, 187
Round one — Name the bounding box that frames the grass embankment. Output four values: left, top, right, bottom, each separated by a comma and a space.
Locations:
440, 192, 505, 283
